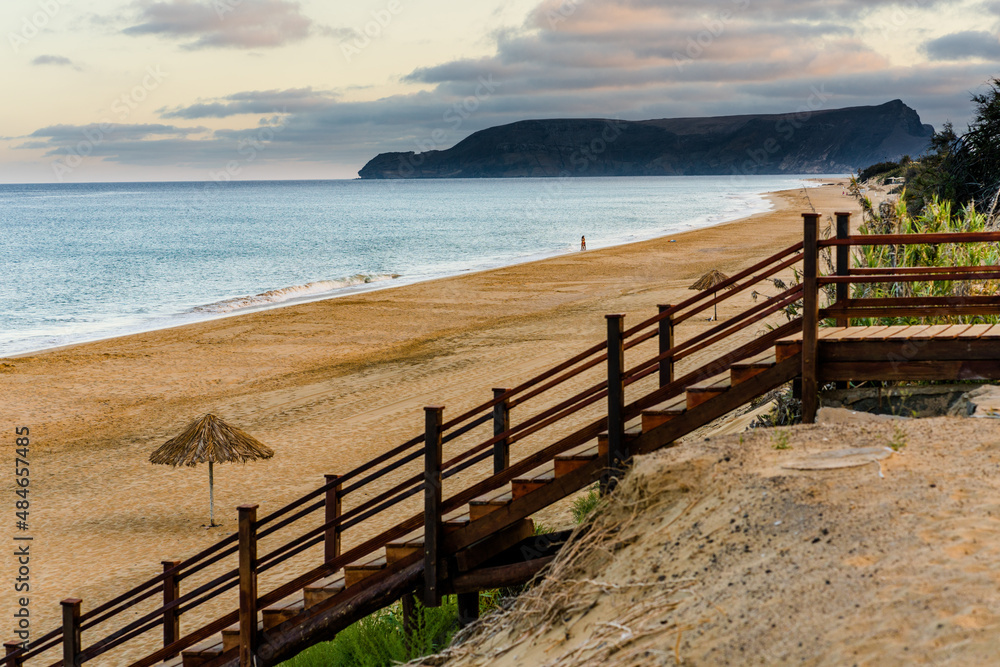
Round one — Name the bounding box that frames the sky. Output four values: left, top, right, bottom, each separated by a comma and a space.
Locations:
1, 0, 999, 183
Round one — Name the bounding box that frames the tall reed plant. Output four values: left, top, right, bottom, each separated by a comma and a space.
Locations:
849, 188, 1000, 326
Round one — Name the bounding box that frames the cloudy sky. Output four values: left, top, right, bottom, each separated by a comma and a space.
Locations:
1, 0, 999, 182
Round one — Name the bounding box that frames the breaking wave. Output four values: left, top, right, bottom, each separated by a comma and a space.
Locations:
193, 274, 400, 314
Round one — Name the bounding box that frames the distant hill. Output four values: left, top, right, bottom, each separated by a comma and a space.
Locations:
358, 100, 934, 179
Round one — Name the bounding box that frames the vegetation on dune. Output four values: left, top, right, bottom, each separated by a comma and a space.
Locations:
859, 77, 1000, 215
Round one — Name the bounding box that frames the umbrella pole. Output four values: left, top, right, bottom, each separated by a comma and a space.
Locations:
209, 461, 215, 527
714, 302, 718, 321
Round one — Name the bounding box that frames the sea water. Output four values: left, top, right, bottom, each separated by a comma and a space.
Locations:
0, 176, 829, 356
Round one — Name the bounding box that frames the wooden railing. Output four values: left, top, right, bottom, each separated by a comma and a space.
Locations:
3, 232, 819, 667
796, 211, 1000, 422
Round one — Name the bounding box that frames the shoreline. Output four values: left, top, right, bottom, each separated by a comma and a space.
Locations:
3, 177, 829, 360
0, 178, 858, 662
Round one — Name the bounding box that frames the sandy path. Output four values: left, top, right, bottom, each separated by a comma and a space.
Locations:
0, 179, 858, 663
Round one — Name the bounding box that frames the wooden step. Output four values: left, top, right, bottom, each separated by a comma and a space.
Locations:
686, 376, 730, 410
555, 444, 599, 476
641, 394, 686, 432
344, 555, 387, 587
181, 636, 224, 667
469, 488, 512, 521
511, 468, 555, 499
385, 509, 471, 563
262, 595, 303, 631
304, 572, 346, 608
158, 656, 184, 667
597, 423, 642, 455
730, 351, 777, 385
386, 533, 423, 563
222, 619, 263, 652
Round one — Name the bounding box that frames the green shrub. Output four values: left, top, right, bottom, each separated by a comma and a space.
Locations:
571, 484, 601, 523
281, 596, 460, 667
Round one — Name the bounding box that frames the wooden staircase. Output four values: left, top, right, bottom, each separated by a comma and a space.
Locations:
155, 348, 797, 667
17, 214, 1000, 667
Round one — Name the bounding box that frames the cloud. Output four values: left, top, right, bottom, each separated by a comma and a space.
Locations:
159, 87, 338, 118
922, 30, 1000, 60
14, 0, 993, 177
30, 55, 81, 70
123, 0, 312, 49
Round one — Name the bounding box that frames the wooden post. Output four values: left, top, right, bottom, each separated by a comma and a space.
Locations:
423, 406, 444, 608
324, 474, 342, 563
657, 305, 674, 387
161, 560, 181, 657
401, 591, 418, 638
602, 314, 626, 493
457, 592, 479, 628
61, 598, 82, 667
5, 641, 25, 667
492, 388, 510, 474
238, 505, 258, 667
834, 212, 851, 327
802, 213, 821, 424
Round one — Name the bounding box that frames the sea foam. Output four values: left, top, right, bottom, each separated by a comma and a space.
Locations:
193, 274, 400, 314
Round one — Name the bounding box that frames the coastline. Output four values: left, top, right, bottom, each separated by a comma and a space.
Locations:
0, 178, 858, 661
3, 176, 826, 359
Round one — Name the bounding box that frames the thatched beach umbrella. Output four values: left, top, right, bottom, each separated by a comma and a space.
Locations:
689, 269, 735, 321
150, 414, 274, 526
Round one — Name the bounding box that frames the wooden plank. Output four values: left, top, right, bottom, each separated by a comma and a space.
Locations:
162, 560, 182, 657
887, 324, 932, 339
444, 457, 605, 557
962, 323, 995, 338
936, 324, 973, 339
821, 360, 1000, 382
605, 314, 626, 491
632, 354, 802, 457
256, 558, 425, 667
423, 406, 444, 608
658, 304, 675, 387
801, 212, 820, 424
821, 339, 1000, 362
864, 325, 912, 339
237, 505, 258, 667
913, 324, 959, 339
980, 324, 1000, 339
822, 305, 1000, 319
451, 556, 556, 595
454, 519, 534, 572
841, 325, 890, 340
492, 388, 510, 474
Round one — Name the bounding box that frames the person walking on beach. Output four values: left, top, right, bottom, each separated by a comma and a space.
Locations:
580, 235, 587, 251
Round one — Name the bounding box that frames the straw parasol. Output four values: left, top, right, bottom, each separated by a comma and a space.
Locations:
689, 269, 735, 320
150, 414, 274, 526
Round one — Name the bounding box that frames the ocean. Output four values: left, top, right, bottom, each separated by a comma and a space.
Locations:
0, 176, 826, 357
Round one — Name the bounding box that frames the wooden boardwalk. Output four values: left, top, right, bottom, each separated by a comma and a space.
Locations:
5, 213, 1000, 667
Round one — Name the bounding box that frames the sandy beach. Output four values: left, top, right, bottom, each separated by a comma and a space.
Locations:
0, 179, 858, 661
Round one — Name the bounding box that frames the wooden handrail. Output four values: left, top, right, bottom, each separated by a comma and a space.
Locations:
820, 270, 1000, 285
820, 231, 1000, 246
